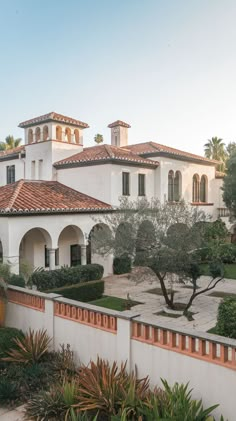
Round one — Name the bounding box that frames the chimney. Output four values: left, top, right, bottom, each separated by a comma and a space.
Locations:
108, 120, 131, 148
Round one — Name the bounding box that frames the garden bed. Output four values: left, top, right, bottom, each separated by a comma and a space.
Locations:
89, 296, 141, 311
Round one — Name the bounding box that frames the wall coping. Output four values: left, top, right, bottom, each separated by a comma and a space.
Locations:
133, 316, 236, 347
55, 296, 141, 320
8, 285, 55, 299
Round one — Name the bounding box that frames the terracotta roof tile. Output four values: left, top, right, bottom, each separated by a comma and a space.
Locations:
124, 141, 219, 165
19, 112, 89, 129
54, 144, 158, 168
0, 146, 25, 158
108, 120, 131, 128
0, 180, 111, 215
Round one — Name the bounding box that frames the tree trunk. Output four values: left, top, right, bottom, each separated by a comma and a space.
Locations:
154, 270, 175, 309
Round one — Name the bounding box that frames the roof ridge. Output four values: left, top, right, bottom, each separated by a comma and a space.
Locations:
103, 144, 114, 158
7, 179, 25, 209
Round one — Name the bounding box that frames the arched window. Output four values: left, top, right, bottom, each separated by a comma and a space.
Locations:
43, 125, 49, 141
174, 171, 181, 201
168, 170, 174, 202
192, 174, 200, 202
28, 129, 33, 144
200, 175, 207, 203
56, 126, 62, 141
65, 127, 71, 143
74, 129, 80, 144
35, 127, 41, 142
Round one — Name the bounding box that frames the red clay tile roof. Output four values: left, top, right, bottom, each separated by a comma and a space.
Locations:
19, 112, 89, 129
0, 146, 25, 159
54, 144, 158, 168
124, 141, 219, 165
108, 120, 131, 128
0, 180, 112, 215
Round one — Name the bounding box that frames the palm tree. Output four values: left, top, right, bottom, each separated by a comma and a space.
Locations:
0, 135, 22, 151
94, 134, 103, 144
204, 137, 226, 171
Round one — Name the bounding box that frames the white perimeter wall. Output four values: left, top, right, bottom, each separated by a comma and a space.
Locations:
5, 289, 236, 421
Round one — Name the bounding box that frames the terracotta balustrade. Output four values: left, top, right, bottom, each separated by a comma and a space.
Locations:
54, 301, 117, 333
132, 321, 236, 370
8, 289, 45, 312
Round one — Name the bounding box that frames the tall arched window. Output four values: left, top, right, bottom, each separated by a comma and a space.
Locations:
174, 171, 181, 201
168, 170, 174, 202
35, 127, 41, 142
43, 125, 49, 141
28, 129, 33, 144
192, 174, 200, 202
74, 129, 80, 144
65, 127, 71, 143
200, 175, 207, 203
56, 126, 62, 141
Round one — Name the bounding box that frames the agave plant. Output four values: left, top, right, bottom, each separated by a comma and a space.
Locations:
24, 386, 66, 420
159, 379, 219, 421
76, 358, 130, 416
3, 328, 51, 364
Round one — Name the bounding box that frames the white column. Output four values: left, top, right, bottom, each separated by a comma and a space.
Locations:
49, 248, 56, 271
3, 255, 19, 274
81, 245, 87, 265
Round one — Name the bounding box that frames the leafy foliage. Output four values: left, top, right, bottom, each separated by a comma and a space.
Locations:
215, 297, 236, 338
204, 137, 226, 171
9, 274, 25, 287
222, 153, 236, 219
49, 280, 104, 302
0, 135, 22, 151
0, 327, 24, 358
0, 378, 19, 403
113, 254, 132, 275
30, 264, 104, 291
3, 328, 51, 364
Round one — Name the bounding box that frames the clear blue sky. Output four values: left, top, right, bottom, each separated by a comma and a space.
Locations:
1, 0, 236, 155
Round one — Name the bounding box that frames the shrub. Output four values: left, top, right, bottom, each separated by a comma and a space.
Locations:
113, 254, 132, 275
0, 263, 11, 282
49, 280, 104, 302
0, 378, 19, 404
30, 264, 104, 291
215, 297, 236, 338
0, 327, 24, 358
3, 328, 51, 364
218, 243, 236, 264
24, 386, 67, 420
9, 274, 25, 287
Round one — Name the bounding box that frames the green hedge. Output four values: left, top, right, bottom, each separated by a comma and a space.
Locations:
215, 297, 236, 338
0, 327, 24, 358
30, 264, 104, 291
48, 280, 104, 302
9, 274, 25, 288
113, 254, 132, 275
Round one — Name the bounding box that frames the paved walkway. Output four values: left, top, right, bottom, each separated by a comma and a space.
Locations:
104, 272, 236, 332
0, 405, 25, 420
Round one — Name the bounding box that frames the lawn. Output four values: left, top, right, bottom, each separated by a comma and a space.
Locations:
200, 263, 236, 280
89, 296, 140, 311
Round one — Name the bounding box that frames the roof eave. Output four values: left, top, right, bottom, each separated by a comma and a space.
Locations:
54, 157, 158, 169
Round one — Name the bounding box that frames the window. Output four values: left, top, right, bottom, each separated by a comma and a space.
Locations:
70, 244, 81, 266
28, 129, 33, 144
174, 171, 181, 201
6, 165, 15, 184
45, 246, 49, 268
168, 170, 174, 201
55, 248, 59, 266
31, 161, 35, 179
192, 174, 200, 202
138, 174, 145, 196
38, 159, 43, 179
122, 172, 130, 196
200, 175, 207, 202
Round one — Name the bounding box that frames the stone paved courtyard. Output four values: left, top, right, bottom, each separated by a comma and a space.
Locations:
104, 271, 236, 332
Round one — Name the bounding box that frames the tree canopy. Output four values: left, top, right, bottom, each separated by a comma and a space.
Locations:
222, 153, 236, 219
93, 198, 224, 313
94, 134, 104, 144
0, 135, 22, 151
204, 137, 226, 171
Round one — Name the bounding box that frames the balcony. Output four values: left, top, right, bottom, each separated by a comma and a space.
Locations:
218, 207, 230, 218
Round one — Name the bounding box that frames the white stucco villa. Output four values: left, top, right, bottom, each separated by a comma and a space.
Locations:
0, 112, 233, 275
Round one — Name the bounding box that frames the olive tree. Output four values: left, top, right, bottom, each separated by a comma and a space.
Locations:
93, 198, 224, 313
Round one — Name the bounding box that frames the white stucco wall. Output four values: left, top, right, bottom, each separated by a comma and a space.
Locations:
0, 158, 25, 186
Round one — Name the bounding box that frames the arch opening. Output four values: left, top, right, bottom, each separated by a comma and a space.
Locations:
57, 225, 84, 267
19, 227, 52, 272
